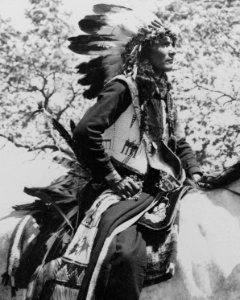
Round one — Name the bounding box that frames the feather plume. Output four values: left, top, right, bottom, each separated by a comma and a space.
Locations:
75, 56, 107, 99
103, 52, 123, 78
68, 34, 116, 44
68, 42, 111, 55
80, 74, 105, 99
70, 120, 76, 133
93, 4, 132, 14
51, 118, 73, 149
78, 15, 107, 34
78, 70, 103, 86
69, 1, 175, 99
77, 56, 104, 74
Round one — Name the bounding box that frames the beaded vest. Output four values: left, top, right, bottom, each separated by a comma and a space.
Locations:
102, 75, 185, 183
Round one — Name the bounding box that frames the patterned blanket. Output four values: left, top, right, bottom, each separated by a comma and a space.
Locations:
2, 215, 40, 297
4, 189, 186, 300
24, 189, 157, 300
3, 155, 190, 299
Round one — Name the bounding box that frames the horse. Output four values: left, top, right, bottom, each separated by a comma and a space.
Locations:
141, 162, 240, 300
1, 161, 240, 300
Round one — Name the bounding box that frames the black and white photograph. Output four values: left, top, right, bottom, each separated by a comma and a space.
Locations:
0, 0, 240, 299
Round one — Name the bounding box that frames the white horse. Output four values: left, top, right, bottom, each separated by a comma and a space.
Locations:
141, 165, 240, 300
1, 163, 240, 300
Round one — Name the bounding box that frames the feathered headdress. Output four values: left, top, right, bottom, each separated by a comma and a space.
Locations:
68, 1, 177, 99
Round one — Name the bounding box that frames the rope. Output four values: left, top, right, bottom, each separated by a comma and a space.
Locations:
223, 187, 240, 197
35, 191, 75, 235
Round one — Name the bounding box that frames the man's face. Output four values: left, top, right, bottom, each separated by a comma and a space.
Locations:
148, 36, 176, 72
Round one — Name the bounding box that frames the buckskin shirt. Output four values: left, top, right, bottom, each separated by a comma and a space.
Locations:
73, 78, 201, 181
71, 77, 202, 300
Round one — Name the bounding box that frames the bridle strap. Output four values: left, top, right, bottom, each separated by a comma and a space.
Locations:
35, 191, 75, 235
223, 187, 240, 197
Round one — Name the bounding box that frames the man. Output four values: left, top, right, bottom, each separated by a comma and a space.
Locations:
73, 37, 201, 197
9, 4, 202, 300
70, 6, 202, 300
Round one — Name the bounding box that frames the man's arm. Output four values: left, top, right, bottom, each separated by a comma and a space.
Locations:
73, 80, 141, 198
176, 138, 202, 179
174, 107, 202, 180
73, 80, 131, 180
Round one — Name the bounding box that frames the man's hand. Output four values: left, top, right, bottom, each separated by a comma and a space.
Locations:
185, 173, 203, 188
192, 173, 211, 189
105, 171, 141, 199
192, 173, 202, 183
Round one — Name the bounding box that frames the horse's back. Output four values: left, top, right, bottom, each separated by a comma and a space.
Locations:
141, 188, 240, 300
2, 188, 240, 300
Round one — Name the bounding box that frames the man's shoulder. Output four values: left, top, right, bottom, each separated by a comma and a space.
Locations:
101, 76, 135, 101
105, 75, 139, 100
104, 78, 128, 93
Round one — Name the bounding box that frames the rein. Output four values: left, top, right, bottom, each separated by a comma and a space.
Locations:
223, 187, 240, 197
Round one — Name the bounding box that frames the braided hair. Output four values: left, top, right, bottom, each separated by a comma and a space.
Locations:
121, 27, 177, 142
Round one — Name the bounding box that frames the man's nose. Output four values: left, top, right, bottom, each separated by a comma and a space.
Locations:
169, 46, 176, 57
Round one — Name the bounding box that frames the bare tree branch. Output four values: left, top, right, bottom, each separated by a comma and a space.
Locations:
56, 84, 79, 120
30, 71, 57, 109
0, 133, 72, 154
223, 91, 239, 105
184, 83, 238, 103
221, 31, 240, 58
0, 133, 57, 151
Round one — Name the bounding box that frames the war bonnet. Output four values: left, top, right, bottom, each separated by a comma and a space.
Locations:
68, 1, 177, 99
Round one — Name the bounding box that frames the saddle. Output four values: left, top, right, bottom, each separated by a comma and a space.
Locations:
4, 155, 192, 294
138, 187, 186, 231
139, 185, 191, 287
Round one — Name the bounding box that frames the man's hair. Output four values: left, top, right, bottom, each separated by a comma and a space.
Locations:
121, 28, 176, 139
122, 27, 176, 74
121, 27, 176, 99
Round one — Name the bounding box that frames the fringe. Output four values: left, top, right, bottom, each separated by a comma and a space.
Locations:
8, 216, 33, 275
51, 284, 79, 300
11, 286, 17, 298
1, 272, 10, 286
1, 273, 17, 297
26, 258, 61, 300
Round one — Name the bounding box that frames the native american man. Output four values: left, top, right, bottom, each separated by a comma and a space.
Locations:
4, 3, 203, 300
69, 4, 202, 300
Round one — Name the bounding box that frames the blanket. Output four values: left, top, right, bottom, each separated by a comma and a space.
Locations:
3, 186, 188, 300
2, 215, 40, 296
25, 189, 157, 300
3, 154, 191, 299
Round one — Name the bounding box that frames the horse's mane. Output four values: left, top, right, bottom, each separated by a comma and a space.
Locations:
202, 161, 240, 189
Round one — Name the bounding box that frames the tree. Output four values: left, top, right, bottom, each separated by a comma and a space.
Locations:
0, 0, 90, 152
163, 0, 240, 172
1, 0, 240, 172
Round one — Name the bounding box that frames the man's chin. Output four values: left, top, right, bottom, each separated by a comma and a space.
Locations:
164, 64, 174, 72
153, 64, 174, 73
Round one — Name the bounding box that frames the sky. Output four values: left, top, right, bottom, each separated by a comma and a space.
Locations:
0, 0, 95, 33
1, 0, 151, 32
0, 0, 98, 215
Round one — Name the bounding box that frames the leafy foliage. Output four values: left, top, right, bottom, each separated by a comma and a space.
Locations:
0, 0, 90, 151
0, 0, 240, 173
164, 0, 240, 172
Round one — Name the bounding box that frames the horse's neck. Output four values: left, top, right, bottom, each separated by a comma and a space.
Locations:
181, 181, 240, 238
159, 187, 239, 299
205, 178, 240, 220
225, 177, 240, 194
141, 186, 240, 300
